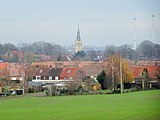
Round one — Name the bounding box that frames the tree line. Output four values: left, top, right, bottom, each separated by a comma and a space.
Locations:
18, 41, 66, 56
0, 41, 67, 62
0, 40, 160, 62
104, 40, 160, 61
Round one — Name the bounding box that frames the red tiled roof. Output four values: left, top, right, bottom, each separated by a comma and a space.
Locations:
0, 62, 9, 70
133, 66, 159, 79
136, 60, 156, 66
60, 68, 78, 80
31, 61, 55, 68
0, 62, 10, 77
32, 67, 50, 76
82, 64, 103, 77
8, 63, 25, 77
78, 61, 97, 68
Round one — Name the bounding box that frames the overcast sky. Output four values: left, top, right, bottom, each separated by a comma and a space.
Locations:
0, 0, 160, 46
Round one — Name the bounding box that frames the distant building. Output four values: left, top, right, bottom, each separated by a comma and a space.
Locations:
132, 65, 160, 88
75, 25, 83, 53
8, 63, 25, 81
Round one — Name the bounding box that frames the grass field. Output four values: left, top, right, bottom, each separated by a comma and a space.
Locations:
0, 90, 160, 120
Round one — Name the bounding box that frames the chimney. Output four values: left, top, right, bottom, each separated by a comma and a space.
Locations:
155, 60, 157, 66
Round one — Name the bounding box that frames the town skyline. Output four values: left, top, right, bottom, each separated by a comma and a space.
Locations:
0, 0, 160, 46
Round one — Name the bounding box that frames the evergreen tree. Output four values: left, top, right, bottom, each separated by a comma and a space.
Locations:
97, 70, 107, 90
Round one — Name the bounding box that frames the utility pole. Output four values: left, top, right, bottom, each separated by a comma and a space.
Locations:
120, 56, 123, 94
112, 59, 114, 91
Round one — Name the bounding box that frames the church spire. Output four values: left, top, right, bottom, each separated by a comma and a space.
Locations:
77, 24, 80, 40
75, 24, 83, 53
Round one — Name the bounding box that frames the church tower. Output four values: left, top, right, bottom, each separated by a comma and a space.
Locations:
75, 25, 83, 53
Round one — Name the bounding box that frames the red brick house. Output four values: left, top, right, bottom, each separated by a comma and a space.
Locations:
60, 67, 82, 86
133, 65, 160, 88
31, 67, 50, 81
8, 63, 26, 82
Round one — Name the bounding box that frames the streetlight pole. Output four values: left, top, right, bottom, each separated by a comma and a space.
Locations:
152, 14, 155, 43
133, 17, 137, 50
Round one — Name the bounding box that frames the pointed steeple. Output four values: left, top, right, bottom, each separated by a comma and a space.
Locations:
77, 24, 80, 40
75, 24, 83, 53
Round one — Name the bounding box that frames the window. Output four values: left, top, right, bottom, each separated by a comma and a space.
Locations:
49, 76, 52, 80
67, 70, 71, 73
12, 71, 15, 75
69, 77, 72, 80
55, 76, 59, 80
40, 69, 43, 73
11, 77, 16, 80
36, 76, 41, 80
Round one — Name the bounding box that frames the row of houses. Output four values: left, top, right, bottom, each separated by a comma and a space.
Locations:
0, 61, 104, 91
29, 61, 104, 90
0, 60, 160, 91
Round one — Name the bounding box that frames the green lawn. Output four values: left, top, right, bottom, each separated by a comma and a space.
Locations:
0, 90, 160, 120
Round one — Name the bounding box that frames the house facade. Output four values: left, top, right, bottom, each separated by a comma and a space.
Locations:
0, 62, 9, 80
133, 65, 160, 88
48, 68, 63, 80
8, 63, 26, 81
